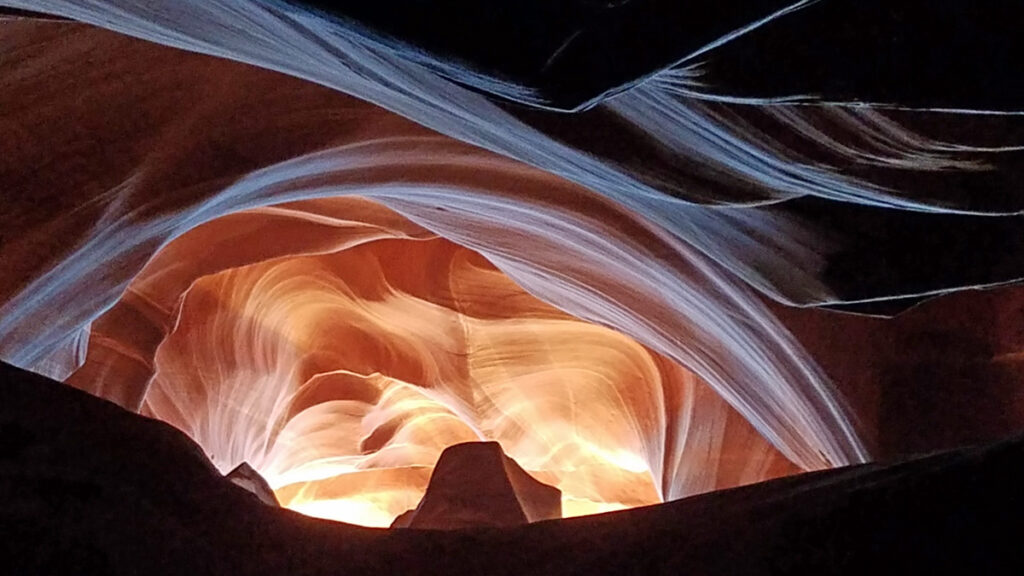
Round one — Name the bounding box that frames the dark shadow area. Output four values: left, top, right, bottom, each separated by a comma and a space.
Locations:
3, 360, 1022, 574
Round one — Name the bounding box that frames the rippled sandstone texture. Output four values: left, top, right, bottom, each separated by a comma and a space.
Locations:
74, 198, 800, 525
0, 14, 855, 526
3, 0, 1024, 539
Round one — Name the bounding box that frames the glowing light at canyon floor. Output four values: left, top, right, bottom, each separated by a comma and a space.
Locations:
5, 1, 1024, 543
0, 16, 875, 527
72, 197, 799, 527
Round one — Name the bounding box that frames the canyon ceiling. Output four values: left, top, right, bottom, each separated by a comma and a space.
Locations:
1, 0, 1023, 534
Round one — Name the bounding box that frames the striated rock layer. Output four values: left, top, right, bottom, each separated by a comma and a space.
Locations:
0, 15, 868, 525
8, 0, 1024, 314
5, 1, 1024, 532
77, 199, 800, 526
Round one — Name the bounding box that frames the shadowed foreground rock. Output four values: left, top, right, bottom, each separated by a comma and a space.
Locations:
1, 360, 1022, 575
391, 442, 561, 529
226, 463, 279, 507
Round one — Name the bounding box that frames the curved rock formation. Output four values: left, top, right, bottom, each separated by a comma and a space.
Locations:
0, 13, 871, 525
77, 197, 800, 525
3, 0, 1024, 539
8, 0, 1024, 314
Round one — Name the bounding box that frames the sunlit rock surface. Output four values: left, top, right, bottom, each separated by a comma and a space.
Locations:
8, 0, 1024, 316
3, 0, 1024, 545
78, 199, 798, 526
391, 442, 561, 530
0, 14, 872, 526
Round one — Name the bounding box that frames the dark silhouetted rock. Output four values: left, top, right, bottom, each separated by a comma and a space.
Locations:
2, 360, 1023, 575
226, 462, 279, 507
391, 442, 561, 529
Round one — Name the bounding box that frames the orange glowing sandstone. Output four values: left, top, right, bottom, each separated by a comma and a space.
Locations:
67, 198, 797, 527
0, 17, 847, 529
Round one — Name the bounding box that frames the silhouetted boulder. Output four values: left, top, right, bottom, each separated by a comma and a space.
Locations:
391, 442, 561, 529
226, 462, 279, 507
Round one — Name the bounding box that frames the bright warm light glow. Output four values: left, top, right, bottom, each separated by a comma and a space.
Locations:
287, 498, 400, 529
561, 499, 633, 518
69, 197, 799, 526
1, 18, 870, 517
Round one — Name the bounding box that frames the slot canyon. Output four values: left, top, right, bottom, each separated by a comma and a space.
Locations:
1, 2, 1023, 574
